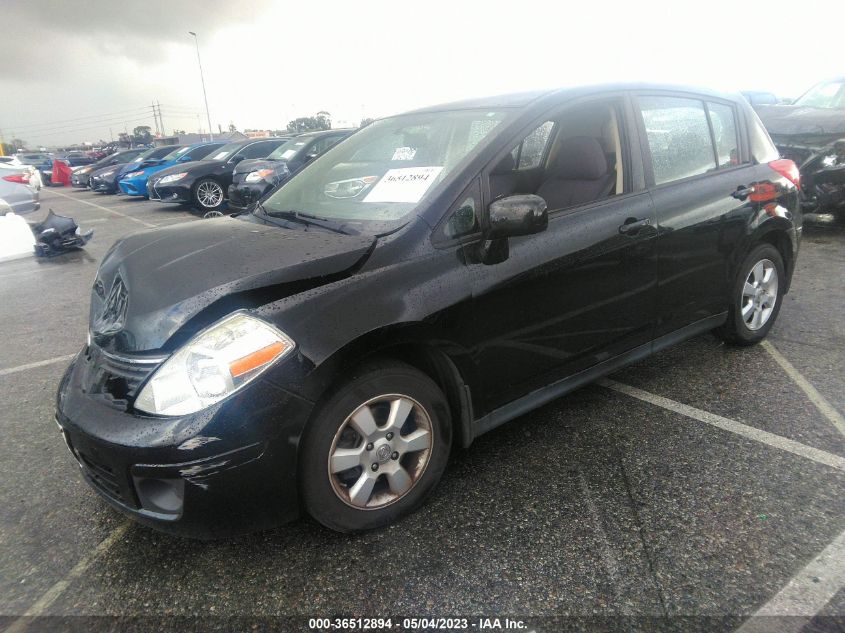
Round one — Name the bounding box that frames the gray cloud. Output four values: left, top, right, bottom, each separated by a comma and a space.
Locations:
1, 0, 270, 79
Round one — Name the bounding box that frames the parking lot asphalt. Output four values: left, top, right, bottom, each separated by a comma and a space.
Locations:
1, 188, 843, 632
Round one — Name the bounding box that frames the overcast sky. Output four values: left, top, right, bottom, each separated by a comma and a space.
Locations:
2, 0, 842, 147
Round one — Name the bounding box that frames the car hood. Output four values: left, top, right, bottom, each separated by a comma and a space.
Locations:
154, 160, 227, 180
90, 215, 375, 353
756, 105, 845, 145
233, 158, 284, 175
90, 165, 120, 178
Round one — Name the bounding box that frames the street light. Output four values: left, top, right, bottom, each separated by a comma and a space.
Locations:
188, 31, 214, 140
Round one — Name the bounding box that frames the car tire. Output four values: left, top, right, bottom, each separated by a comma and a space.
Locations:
714, 243, 785, 346
192, 178, 225, 212
299, 360, 452, 533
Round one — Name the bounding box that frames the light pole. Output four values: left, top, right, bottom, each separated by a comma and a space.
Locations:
188, 31, 213, 140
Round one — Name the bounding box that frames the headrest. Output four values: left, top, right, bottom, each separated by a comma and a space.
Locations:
492, 152, 515, 173
551, 136, 608, 181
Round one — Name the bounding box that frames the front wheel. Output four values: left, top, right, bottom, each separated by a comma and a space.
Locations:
714, 243, 785, 346
192, 178, 225, 212
299, 361, 452, 532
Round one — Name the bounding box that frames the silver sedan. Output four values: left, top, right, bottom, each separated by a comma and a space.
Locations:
0, 166, 40, 214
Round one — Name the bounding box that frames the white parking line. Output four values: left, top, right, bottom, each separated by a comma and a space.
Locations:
735, 527, 845, 632
598, 378, 845, 472
0, 354, 77, 377
4, 522, 131, 628
42, 189, 157, 228
762, 340, 845, 438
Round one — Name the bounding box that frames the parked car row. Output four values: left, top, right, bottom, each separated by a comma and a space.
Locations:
68, 130, 353, 213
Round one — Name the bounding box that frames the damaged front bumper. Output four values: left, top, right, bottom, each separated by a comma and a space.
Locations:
774, 137, 845, 216
55, 348, 313, 538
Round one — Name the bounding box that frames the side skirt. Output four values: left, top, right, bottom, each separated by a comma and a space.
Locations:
471, 312, 727, 440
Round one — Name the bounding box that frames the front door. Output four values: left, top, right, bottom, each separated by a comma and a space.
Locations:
465, 97, 658, 413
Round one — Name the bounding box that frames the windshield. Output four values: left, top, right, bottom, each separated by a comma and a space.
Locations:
163, 146, 192, 161
208, 142, 242, 161
267, 138, 308, 161
262, 109, 508, 231
795, 80, 845, 109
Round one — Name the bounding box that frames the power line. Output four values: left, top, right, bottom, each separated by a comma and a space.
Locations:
28, 116, 156, 139
7, 106, 154, 132
10, 112, 158, 137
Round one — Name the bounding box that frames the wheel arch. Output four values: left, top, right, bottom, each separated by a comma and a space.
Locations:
302, 323, 478, 450
753, 225, 795, 293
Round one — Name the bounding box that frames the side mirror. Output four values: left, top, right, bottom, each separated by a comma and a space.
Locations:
179, 155, 192, 162
230, 155, 245, 164
486, 194, 548, 239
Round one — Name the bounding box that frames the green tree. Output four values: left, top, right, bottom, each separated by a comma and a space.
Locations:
132, 126, 152, 145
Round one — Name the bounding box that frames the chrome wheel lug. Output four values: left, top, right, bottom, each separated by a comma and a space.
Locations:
366, 442, 374, 451
391, 451, 399, 460
386, 432, 394, 440
371, 463, 379, 472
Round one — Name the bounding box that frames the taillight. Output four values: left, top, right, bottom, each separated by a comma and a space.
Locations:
768, 159, 800, 189
2, 173, 30, 184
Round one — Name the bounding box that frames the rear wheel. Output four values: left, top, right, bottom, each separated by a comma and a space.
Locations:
192, 178, 225, 212
714, 243, 784, 346
299, 361, 452, 532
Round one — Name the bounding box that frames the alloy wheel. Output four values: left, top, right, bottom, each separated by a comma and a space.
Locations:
741, 258, 778, 331
196, 181, 223, 209
328, 394, 433, 509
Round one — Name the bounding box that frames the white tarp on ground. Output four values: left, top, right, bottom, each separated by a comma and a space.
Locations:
0, 204, 35, 262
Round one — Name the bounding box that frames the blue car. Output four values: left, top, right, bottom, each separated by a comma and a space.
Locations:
118, 142, 225, 197
90, 145, 170, 194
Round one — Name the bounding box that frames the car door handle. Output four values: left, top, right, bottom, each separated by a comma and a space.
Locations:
618, 217, 651, 235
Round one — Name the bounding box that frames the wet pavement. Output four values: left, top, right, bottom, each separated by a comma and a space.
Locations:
0, 189, 843, 632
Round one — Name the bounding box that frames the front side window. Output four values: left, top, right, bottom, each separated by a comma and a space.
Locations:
262, 109, 508, 233
639, 96, 716, 185
706, 102, 740, 168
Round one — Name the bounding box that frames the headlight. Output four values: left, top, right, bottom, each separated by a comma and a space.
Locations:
124, 170, 146, 178
99, 169, 115, 177
323, 175, 378, 199
158, 172, 188, 184
244, 168, 275, 183
134, 313, 295, 416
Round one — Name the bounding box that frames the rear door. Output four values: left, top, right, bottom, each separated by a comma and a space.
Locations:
633, 92, 757, 338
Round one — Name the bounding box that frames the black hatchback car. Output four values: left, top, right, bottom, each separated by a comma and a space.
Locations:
228, 130, 354, 211
56, 84, 800, 537
148, 138, 288, 213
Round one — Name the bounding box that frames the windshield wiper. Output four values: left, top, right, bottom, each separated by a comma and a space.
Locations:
264, 209, 355, 235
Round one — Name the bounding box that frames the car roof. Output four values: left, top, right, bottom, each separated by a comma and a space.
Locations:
403, 82, 743, 115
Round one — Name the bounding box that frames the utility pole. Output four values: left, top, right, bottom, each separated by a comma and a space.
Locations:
188, 31, 213, 140
151, 102, 160, 137
156, 100, 164, 137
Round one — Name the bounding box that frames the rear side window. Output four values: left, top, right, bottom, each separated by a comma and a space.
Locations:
639, 96, 716, 185
706, 102, 739, 168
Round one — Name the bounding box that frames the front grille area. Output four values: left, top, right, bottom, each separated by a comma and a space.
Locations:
81, 345, 163, 410
77, 451, 125, 503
